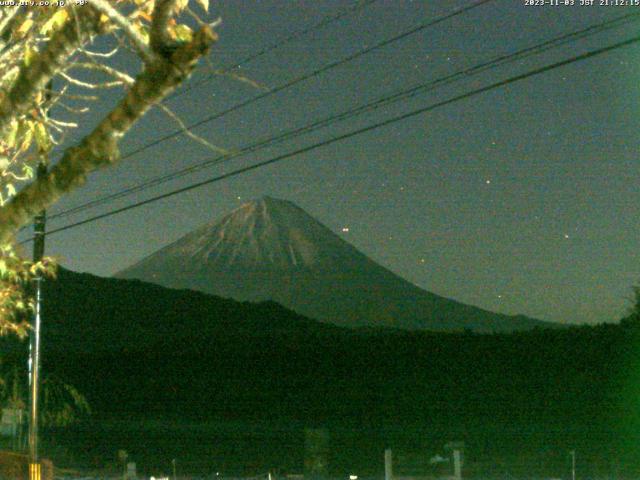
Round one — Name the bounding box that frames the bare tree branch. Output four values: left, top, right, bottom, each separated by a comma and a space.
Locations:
70, 61, 135, 85
60, 72, 125, 90
56, 103, 90, 114
45, 89, 98, 101
155, 102, 228, 155
47, 118, 78, 129
80, 46, 120, 58
59, 71, 125, 90
151, 0, 178, 54
90, 0, 154, 64
0, 7, 102, 134
0, 25, 217, 244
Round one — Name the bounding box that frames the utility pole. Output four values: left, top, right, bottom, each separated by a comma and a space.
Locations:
452, 449, 462, 480
570, 450, 576, 480
28, 82, 51, 480
384, 449, 393, 480
28, 160, 46, 480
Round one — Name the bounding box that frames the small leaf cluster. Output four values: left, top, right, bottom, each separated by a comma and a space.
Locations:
0, 243, 56, 338
129, 0, 210, 45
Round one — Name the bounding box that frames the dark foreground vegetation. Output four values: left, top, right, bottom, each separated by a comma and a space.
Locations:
3, 269, 639, 477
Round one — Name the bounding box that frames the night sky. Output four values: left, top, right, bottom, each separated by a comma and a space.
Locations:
22, 0, 640, 325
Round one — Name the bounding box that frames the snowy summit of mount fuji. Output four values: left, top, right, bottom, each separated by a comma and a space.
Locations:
155, 196, 362, 270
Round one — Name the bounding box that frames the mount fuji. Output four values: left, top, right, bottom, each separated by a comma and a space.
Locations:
116, 196, 553, 332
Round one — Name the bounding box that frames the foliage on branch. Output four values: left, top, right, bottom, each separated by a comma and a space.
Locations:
0, 243, 56, 338
0, 0, 216, 335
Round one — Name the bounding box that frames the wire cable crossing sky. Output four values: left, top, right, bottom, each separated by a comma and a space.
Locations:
35, 1, 640, 325
47, 10, 640, 223
25, 32, 640, 242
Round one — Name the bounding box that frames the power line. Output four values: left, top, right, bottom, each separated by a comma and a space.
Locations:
45, 0, 498, 220
21, 32, 640, 243
48, 0, 381, 158
114, 0, 496, 160
47, 11, 640, 222
166, 0, 380, 102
